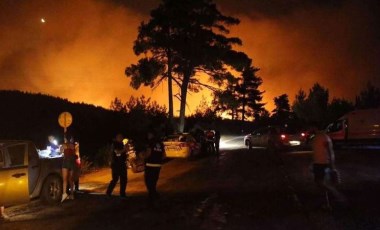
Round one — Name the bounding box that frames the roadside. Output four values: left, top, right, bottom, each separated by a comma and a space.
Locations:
1, 152, 222, 230
281, 148, 380, 230
2, 146, 380, 230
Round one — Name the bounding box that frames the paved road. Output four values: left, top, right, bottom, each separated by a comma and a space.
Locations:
2, 137, 380, 230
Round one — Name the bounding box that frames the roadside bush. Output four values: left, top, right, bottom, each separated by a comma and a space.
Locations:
80, 156, 93, 174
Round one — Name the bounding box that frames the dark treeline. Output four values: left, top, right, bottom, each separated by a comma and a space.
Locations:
192, 82, 380, 132
0, 90, 165, 162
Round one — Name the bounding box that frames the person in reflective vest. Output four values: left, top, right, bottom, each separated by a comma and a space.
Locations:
106, 133, 128, 198
143, 130, 165, 207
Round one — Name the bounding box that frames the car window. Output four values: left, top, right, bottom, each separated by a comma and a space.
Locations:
253, 129, 265, 136
7, 144, 27, 167
327, 120, 344, 133
269, 127, 279, 135
186, 136, 195, 142
261, 128, 269, 135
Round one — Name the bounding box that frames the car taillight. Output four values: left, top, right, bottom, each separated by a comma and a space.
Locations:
179, 143, 188, 147
301, 133, 306, 137
280, 134, 286, 140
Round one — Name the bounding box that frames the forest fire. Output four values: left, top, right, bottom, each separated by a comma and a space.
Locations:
0, 0, 379, 114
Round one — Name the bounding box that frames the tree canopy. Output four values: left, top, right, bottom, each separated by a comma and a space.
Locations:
126, 0, 251, 131
292, 83, 329, 127
213, 61, 264, 121
355, 82, 380, 109
271, 94, 291, 124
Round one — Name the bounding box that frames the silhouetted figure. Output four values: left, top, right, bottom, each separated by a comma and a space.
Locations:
106, 134, 128, 198
62, 135, 76, 202
143, 131, 165, 207
73, 142, 80, 191
205, 130, 216, 155
311, 129, 345, 209
215, 130, 221, 156
67, 141, 80, 193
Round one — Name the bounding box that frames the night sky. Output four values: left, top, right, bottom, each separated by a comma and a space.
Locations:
1, 0, 379, 113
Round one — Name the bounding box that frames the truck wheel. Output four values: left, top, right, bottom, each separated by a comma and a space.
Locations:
41, 175, 63, 205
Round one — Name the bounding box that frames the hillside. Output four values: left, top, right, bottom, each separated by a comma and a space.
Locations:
0, 90, 127, 159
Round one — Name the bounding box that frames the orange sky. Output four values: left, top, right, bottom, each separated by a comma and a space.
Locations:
1, 0, 379, 116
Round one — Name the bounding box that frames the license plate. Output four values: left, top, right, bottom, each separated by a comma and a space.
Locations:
289, 141, 301, 146
165, 145, 182, 151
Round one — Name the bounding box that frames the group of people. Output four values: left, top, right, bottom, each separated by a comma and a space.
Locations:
192, 129, 221, 156
0, 127, 345, 222
106, 130, 165, 207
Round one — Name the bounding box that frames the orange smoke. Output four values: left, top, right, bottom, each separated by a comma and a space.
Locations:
0, 0, 379, 116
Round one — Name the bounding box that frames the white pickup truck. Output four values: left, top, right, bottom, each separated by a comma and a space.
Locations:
0, 140, 63, 207
326, 108, 380, 145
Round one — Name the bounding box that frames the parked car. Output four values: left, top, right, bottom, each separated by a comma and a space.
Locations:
163, 133, 201, 158
326, 108, 380, 145
244, 126, 308, 150
0, 140, 63, 207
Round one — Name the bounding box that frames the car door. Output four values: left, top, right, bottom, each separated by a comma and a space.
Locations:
0, 143, 29, 206
250, 129, 261, 146
257, 128, 269, 146
28, 142, 40, 195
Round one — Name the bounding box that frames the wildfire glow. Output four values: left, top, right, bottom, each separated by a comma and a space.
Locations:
0, 0, 379, 117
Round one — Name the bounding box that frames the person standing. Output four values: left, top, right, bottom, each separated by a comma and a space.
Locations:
311, 128, 345, 208
0, 206, 9, 222
214, 130, 221, 157
62, 135, 76, 202
142, 131, 165, 207
73, 141, 81, 191
47, 135, 60, 156
106, 134, 128, 198
66, 140, 81, 194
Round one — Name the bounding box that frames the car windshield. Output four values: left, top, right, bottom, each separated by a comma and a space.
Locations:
282, 127, 298, 134
277, 126, 301, 135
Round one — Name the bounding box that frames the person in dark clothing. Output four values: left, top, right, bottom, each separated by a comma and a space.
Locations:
214, 130, 221, 157
106, 134, 128, 198
142, 131, 165, 207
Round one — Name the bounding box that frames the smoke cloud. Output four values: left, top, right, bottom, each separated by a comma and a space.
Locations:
0, 0, 379, 113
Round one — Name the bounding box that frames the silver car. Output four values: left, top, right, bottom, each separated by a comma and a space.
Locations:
244, 126, 307, 150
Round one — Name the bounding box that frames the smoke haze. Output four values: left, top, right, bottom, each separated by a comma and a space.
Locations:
1, 0, 379, 114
